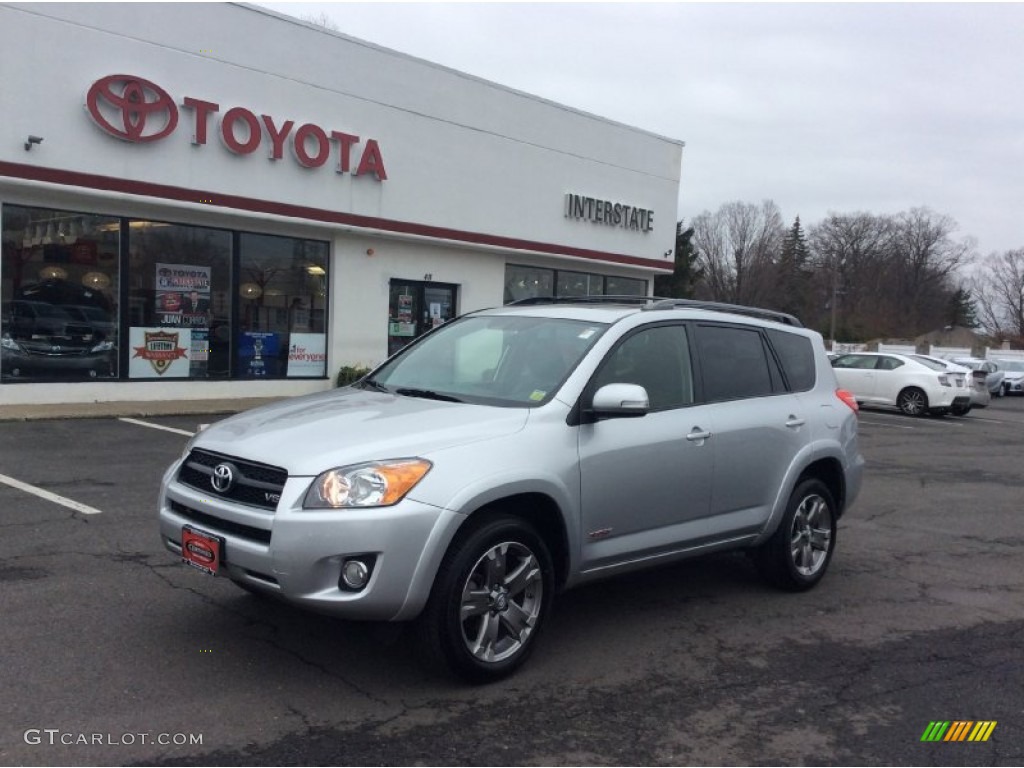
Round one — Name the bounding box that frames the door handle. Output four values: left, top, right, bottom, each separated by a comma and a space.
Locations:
785, 416, 806, 429
686, 428, 712, 442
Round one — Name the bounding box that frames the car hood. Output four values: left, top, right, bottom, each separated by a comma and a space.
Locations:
1002, 370, 1024, 382
191, 387, 529, 475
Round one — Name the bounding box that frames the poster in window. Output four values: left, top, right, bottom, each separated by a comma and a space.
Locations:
287, 333, 327, 377
129, 327, 191, 378
239, 331, 280, 377
156, 263, 211, 328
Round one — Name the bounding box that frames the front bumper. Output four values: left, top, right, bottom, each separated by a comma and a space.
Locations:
158, 463, 462, 621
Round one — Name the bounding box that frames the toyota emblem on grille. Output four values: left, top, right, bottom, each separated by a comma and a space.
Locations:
211, 463, 236, 493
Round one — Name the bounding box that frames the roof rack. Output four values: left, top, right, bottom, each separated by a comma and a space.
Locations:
510, 295, 804, 327
644, 299, 803, 327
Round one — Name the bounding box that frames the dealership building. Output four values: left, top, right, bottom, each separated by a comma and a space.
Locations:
0, 2, 683, 407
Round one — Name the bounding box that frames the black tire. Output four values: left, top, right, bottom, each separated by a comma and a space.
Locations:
418, 513, 554, 683
753, 478, 837, 592
951, 403, 971, 417
897, 387, 928, 416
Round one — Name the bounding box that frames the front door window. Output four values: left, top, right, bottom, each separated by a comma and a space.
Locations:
388, 280, 457, 357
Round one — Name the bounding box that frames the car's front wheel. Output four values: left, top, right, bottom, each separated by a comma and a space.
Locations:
419, 513, 554, 683
753, 478, 837, 592
897, 387, 928, 416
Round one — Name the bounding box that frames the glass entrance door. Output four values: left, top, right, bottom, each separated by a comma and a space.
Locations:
388, 279, 457, 356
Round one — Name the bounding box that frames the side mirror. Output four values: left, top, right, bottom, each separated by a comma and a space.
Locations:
590, 383, 650, 418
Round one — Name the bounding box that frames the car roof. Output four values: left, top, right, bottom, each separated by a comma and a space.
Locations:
476, 297, 805, 329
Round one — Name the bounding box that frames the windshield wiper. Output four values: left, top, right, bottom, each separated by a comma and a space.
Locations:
357, 378, 389, 393
395, 387, 463, 403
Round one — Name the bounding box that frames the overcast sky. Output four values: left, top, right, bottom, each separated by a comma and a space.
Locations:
259, 2, 1024, 257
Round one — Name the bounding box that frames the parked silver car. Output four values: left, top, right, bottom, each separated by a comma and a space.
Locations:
994, 359, 1024, 395
944, 356, 1005, 397
159, 298, 864, 681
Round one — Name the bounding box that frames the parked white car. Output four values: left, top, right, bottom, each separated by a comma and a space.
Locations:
909, 354, 990, 411
994, 359, 1024, 395
831, 352, 972, 416
943, 357, 1005, 396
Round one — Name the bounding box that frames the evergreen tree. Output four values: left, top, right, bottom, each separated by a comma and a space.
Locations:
654, 220, 700, 298
946, 286, 979, 328
775, 215, 811, 319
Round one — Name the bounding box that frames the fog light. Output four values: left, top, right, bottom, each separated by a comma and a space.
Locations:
341, 559, 370, 590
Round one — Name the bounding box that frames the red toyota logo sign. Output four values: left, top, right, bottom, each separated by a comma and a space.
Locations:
83, 74, 387, 180
86, 74, 178, 143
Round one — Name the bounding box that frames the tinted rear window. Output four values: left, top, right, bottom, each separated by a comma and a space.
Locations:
767, 329, 816, 392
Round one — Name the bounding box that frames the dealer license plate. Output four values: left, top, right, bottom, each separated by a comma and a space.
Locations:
181, 525, 224, 576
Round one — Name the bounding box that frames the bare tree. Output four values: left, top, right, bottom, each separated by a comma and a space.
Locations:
972, 248, 1024, 341
301, 11, 340, 32
691, 200, 784, 306
807, 212, 895, 341
889, 208, 975, 332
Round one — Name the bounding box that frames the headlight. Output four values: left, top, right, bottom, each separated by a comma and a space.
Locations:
1, 334, 21, 351
90, 340, 115, 353
304, 459, 432, 509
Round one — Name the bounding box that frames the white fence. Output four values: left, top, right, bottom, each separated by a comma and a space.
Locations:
829, 341, 1023, 361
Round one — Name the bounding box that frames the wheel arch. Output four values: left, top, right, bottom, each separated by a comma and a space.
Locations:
395, 489, 573, 622
796, 458, 846, 517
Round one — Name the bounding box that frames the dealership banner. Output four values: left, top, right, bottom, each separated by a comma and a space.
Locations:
286, 333, 327, 377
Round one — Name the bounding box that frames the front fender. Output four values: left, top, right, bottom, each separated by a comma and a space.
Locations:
392, 471, 581, 621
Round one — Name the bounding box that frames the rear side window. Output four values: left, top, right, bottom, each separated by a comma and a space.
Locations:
767, 329, 816, 392
695, 325, 776, 402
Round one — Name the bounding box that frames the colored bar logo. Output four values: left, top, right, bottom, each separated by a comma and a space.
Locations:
921, 721, 997, 742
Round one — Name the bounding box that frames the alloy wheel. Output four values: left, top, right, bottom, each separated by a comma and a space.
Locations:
459, 541, 544, 663
789, 494, 833, 577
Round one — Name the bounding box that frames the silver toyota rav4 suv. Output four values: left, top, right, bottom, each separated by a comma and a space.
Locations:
159, 297, 864, 682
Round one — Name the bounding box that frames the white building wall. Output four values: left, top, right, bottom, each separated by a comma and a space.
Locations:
0, 2, 682, 265
0, 2, 684, 405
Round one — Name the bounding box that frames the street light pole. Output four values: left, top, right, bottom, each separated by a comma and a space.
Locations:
829, 266, 839, 349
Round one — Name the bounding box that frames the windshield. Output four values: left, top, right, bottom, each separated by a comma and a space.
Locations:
367, 314, 609, 406
999, 360, 1024, 372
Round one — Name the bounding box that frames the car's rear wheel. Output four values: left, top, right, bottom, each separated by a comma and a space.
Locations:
897, 387, 928, 416
418, 513, 553, 683
753, 478, 837, 592
951, 403, 971, 416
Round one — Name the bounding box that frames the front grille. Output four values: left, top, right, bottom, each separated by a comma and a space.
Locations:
169, 500, 272, 545
178, 449, 288, 510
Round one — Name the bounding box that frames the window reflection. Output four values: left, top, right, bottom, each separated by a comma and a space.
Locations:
128, 221, 231, 379
1, 206, 120, 382
238, 233, 328, 378
504, 265, 647, 304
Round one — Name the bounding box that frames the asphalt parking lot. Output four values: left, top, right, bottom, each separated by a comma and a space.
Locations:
2, 398, 1024, 766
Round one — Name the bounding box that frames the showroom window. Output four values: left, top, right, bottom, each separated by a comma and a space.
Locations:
127, 221, 232, 379
237, 233, 329, 378
504, 264, 646, 303
1, 205, 120, 382
1, 204, 330, 383
557, 270, 604, 297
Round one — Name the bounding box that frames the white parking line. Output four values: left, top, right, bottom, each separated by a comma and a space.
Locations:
118, 417, 195, 437
0, 473, 104, 515
859, 417, 965, 429
858, 419, 918, 430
